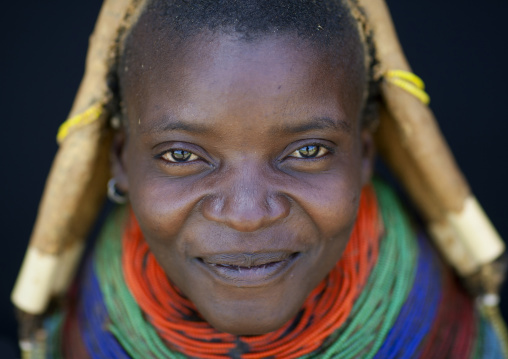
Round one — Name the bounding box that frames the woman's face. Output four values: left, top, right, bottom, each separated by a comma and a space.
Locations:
114, 28, 373, 335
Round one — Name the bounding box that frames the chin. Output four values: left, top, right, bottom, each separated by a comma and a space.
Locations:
202, 302, 300, 336
184, 280, 309, 336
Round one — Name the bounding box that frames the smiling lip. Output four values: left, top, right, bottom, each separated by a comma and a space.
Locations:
198, 252, 299, 287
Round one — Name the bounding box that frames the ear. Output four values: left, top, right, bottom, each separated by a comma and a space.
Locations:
360, 126, 376, 186
110, 129, 129, 193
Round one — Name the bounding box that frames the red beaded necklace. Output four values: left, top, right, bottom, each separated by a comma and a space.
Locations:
122, 185, 381, 358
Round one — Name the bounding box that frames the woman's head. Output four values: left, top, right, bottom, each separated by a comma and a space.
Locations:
111, 0, 377, 335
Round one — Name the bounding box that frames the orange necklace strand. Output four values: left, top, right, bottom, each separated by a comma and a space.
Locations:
122, 185, 381, 358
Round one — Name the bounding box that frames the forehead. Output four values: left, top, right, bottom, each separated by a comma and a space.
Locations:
120, 25, 366, 134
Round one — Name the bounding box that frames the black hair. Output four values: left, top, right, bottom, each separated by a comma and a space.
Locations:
112, 0, 379, 127
147, 0, 355, 47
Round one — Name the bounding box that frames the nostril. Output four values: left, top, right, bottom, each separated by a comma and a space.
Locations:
201, 190, 291, 232
267, 193, 291, 220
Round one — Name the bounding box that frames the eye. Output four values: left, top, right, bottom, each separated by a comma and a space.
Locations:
161, 149, 199, 163
289, 145, 329, 159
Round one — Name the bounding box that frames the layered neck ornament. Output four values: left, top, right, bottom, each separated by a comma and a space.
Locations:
120, 185, 380, 358
46, 180, 504, 358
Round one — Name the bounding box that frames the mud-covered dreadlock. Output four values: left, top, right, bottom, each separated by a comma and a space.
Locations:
108, 0, 380, 129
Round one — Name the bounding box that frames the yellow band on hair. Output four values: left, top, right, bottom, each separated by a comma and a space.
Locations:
385, 70, 430, 105
56, 103, 104, 144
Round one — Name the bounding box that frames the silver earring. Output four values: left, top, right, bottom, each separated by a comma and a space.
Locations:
107, 179, 128, 204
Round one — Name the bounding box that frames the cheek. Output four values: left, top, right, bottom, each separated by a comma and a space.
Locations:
292, 172, 363, 288
130, 178, 204, 240
127, 173, 209, 289
124, 150, 205, 248
289, 161, 363, 243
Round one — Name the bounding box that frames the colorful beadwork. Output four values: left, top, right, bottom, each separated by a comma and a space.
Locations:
46, 180, 505, 358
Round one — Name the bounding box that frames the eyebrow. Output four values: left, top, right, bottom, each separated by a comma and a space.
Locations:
141, 119, 213, 135
141, 116, 351, 135
280, 117, 352, 134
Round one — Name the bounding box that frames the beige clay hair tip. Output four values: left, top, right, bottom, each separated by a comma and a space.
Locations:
358, 0, 504, 277
11, 0, 148, 315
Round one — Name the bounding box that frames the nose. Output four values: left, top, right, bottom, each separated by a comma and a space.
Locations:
201, 171, 291, 232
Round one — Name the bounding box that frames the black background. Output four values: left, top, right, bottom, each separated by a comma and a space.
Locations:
1, 0, 507, 356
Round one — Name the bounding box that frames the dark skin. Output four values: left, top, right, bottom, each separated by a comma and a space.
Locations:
112, 24, 374, 335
